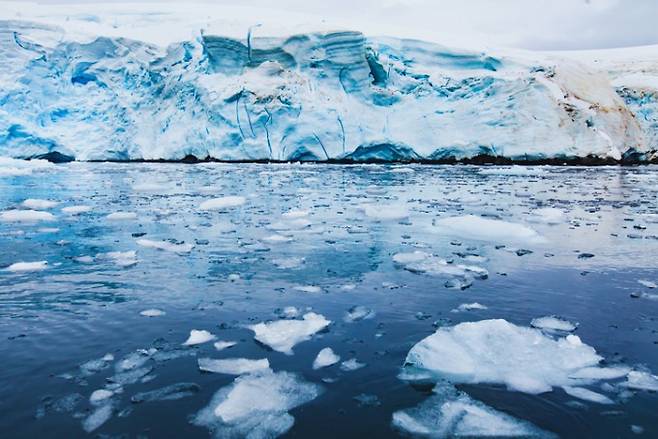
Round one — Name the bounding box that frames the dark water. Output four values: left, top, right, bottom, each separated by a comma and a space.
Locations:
1, 163, 657, 438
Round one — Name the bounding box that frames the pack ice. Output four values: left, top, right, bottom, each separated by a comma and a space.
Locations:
0, 3, 656, 162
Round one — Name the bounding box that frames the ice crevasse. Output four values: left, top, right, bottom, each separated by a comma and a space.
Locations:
1, 18, 657, 162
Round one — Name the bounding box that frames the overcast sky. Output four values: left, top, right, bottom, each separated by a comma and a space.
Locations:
26, 0, 658, 50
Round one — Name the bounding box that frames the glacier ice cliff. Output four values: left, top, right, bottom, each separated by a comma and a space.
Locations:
1, 20, 657, 162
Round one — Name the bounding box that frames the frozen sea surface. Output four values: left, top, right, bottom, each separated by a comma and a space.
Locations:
1, 163, 658, 438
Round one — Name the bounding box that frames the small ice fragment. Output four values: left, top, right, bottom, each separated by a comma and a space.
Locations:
140, 309, 165, 317
624, 371, 658, 391
183, 330, 216, 346
5, 261, 47, 272
192, 369, 320, 438
562, 386, 613, 404
293, 285, 322, 293
75, 255, 94, 264
131, 382, 201, 403
106, 212, 137, 220
82, 404, 113, 433
531, 208, 565, 225
531, 316, 577, 332
62, 205, 92, 215
198, 358, 270, 375
227, 273, 240, 281
393, 251, 431, 265
282, 209, 309, 219
263, 234, 292, 243
22, 199, 58, 209
136, 239, 194, 253
102, 251, 138, 267
249, 312, 331, 355
313, 348, 340, 370
638, 279, 657, 289
344, 306, 375, 323
631, 425, 645, 434
199, 196, 246, 210
569, 366, 630, 380
90, 389, 114, 405
363, 204, 409, 220
340, 359, 366, 372
272, 257, 305, 269
0, 209, 54, 222
214, 341, 237, 351
451, 302, 488, 313
435, 215, 546, 244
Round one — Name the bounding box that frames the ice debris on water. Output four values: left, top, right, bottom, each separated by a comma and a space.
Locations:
340, 358, 366, 372
89, 389, 114, 405
140, 309, 165, 317
313, 348, 341, 370
249, 312, 331, 355
192, 369, 321, 438
451, 303, 488, 313
198, 358, 270, 375
61, 205, 92, 215
623, 370, 658, 391
82, 403, 114, 433
22, 199, 58, 209
531, 316, 578, 332
4, 261, 48, 272
199, 196, 246, 210
136, 239, 194, 253
106, 211, 137, 220
344, 306, 375, 323
435, 215, 547, 245
183, 330, 216, 346
0, 209, 54, 222
99, 251, 138, 268
131, 382, 201, 403
214, 341, 237, 351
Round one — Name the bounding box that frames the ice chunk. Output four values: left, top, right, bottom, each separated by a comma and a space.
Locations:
0, 210, 54, 222
136, 239, 194, 253
562, 386, 613, 404
624, 371, 658, 391
263, 234, 293, 243
340, 358, 366, 371
199, 196, 246, 210
568, 366, 630, 380
0, 157, 53, 176
82, 403, 113, 433
393, 251, 432, 265
183, 330, 216, 346
362, 204, 409, 220
198, 358, 270, 375
106, 212, 137, 220
394, 251, 488, 279
22, 199, 58, 209
90, 389, 114, 405
5, 261, 47, 272
140, 309, 165, 317
451, 303, 488, 313
100, 251, 138, 267
531, 208, 565, 225
392, 383, 554, 438
344, 306, 375, 323
638, 279, 657, 289
249, 312, 331, 355
131, 382, 200, 403
62, 205, 92, 215
531, 316, 577, 332
313, 348, 340, 370
214, 341, 238, 351
293, 285, 322, 293
272, 257, 305, 269
108, 366, 153, 385
282, 210, 309, 219
80, 353, 114, 376
402, 319, 608, 394
192, 370, 321, 438
435, 215, 547, 245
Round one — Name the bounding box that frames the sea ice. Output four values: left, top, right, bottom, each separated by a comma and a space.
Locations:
402, 319, 611, 394
199, 196, 246, 210
248, 312, 331, 354
312, 348, 340, 370
131, 383, 201, 403
344, 306, 375, 323
5, 261, 48, 272
82, 403, 113, 433
392, 382, 554, 438
451, 303, 488, 313
293, 285, 322, 293
362, 204, 409, 221
192, 369, 321, 438
0, 210, 54, 222
435, 215, 547, 245
562, 386, 613, 404
0, 157, 53, 176
638, 279, 657, 289
136, 239, 194, 253
100, 251, 138, 267
140, 309, 166, 317
198, 358, 270, 375
22, 199, 58, 209
89, 389, 114, 405
62, 205, 92, 215
106, 212, 137, 220
623, 371, 658, 391
183, 330, 216, 346
531, 316, 577, 332
340, 359, 366, 371
531, 208, 566, 225
214, 341, 238, 351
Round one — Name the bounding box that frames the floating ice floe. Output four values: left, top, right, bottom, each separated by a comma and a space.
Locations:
362, 203, 409, 221
401, 319, 622, 396
0, 157, 54, 176
199, 196, 246, 210
214, 341, 237, 351
62, 205, 92, 215
393, 251, 488, 280
22, 199, 58, 209
89, 389, 114, 405
451, 303, 488, 313
344, 306, 375, 323
192, 369, 321, 438
272, 257, 305, 269
198, 358, 270, 375
478, 166, 548, 177
140, 309, 165, 317
80, 353, 114, 376
638, 279, 657, 289
392, 382, 555, 439
623, 371, 658, 391
293, 285, 322, 293
281, 209, 309, 219
82, 404, 114, 433
99, 251, 138, 267
262, 234, 293, 243
313, 348, 340, 370
0, 209, 54, 222
183, 330, 216, 346
106, 211, 137, 220
562, 386, 613, 405
131, 382, 200, 403
531, 207, 566, 225
531, 316, 578, 332
340, 358, 366, 372
4, 261, 48, 272
136, 238, 194, 253
435, 215, 547, 245
248, 312, 331, 355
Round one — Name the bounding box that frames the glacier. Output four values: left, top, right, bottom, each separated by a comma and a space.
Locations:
0, 7, 657, 162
